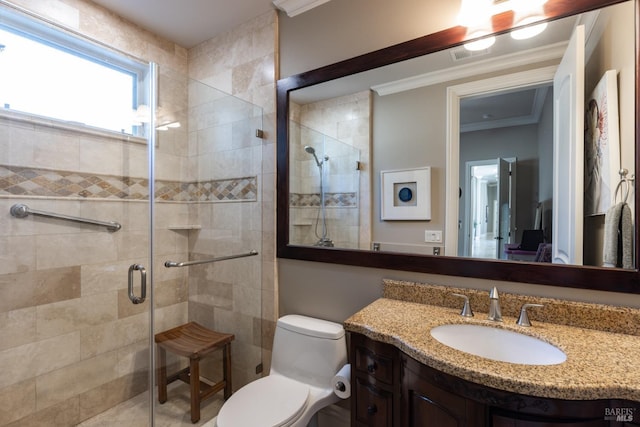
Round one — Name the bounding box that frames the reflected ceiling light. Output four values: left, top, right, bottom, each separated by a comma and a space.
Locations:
464, 34, 496, 51
156, 121, 181, 131
133, 104, 151, 124
510, 0, 548, 40
459, 0, 496, 51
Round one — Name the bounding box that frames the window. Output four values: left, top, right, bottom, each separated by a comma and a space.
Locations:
0, 7, 150, 136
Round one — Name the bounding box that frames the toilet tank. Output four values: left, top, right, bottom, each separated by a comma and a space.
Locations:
270, 315, 347, 389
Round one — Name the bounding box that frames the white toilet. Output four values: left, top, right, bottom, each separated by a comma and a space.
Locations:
214, 314, 348, 427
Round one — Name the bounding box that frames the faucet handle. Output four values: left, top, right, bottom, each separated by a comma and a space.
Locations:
452, 293, 474, 317
516, 303, 544, 327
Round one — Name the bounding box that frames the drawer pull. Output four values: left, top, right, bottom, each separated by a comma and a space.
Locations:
367, 362, 377, 373
367, 404, 378, 415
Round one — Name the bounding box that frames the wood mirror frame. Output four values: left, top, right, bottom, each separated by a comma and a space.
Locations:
276, 0, 640, 294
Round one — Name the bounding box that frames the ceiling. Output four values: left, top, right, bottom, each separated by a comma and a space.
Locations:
88, 0, 573, 130
90, 0, 277, 48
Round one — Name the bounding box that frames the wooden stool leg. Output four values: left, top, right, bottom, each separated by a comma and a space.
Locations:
157, 346, 167, 404
223, 343, 232, 399
190, 357, 200, 423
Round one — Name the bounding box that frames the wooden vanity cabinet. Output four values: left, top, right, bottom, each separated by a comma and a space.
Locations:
402, 354, 485, 426
349, 333, 637, 427
351, 332, 402, 426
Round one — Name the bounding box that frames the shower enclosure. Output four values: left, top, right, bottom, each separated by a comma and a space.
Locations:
0, 4, 264, 425
289, 123, 361, 249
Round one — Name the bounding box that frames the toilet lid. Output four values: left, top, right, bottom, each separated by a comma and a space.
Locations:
217, 376, 310, 427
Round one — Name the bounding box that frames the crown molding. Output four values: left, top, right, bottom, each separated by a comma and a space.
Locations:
372, 42, 567, 96
273, 0, 332, 17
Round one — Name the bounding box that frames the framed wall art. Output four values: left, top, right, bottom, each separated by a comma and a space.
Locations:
381, 167, 431, 220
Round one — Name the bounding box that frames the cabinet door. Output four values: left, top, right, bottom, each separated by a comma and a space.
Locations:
403, 363, 484, 426
355, 378, 393, 427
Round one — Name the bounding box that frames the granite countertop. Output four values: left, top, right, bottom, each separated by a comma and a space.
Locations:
345, 295, 640, 402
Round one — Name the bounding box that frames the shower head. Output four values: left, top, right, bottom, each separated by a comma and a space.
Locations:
304, 145, 323, 167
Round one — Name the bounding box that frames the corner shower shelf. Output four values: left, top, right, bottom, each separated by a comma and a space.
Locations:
168, 225, 202, 231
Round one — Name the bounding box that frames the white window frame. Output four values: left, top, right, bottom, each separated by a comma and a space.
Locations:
0, 5, 151, 140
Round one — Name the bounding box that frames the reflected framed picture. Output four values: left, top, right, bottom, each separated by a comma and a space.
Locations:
585, 69, 621, 216
381, 167, 431, 220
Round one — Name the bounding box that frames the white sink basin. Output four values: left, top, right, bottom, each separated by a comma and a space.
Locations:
430, 324, 566, 365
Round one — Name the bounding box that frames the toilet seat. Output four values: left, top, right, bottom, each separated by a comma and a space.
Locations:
216, 375, 310, 427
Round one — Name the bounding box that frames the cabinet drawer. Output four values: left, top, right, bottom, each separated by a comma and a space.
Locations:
355, 345, 395, 384
355, 377, 393, 427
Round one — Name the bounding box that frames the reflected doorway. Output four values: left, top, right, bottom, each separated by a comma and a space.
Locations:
463, 158, 516, 259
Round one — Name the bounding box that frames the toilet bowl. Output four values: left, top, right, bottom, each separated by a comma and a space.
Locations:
214, 314, 347, 427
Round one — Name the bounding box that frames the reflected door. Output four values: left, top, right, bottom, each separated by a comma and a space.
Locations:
553, 25, 585, 264
495, 158, 514, 259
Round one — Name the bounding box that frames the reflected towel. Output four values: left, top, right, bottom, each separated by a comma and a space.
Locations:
603, 202, 633, 268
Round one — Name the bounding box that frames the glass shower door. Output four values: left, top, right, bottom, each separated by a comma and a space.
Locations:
0, 54, 156, 427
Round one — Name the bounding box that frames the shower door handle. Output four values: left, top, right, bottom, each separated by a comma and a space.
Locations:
128, 264, 147, 304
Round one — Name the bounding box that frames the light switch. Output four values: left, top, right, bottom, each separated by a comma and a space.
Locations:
425, 230, 443, 243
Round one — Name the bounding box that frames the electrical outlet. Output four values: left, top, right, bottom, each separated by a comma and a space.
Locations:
425, 230, 443, 243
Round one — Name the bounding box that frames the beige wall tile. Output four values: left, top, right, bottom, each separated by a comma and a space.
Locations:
0, 307, 36, 351
36, 351, 119, 410
113, 230, 149, 260
78, 371, 147, 422
35, 233, 117, 270
78, 138, 124, 176
116, 287, 148, 319
0, 332, 80, 389
80, 312, 148, 359
0, 267, 81, 313
0, 379, 35, 425
5, 397, 80, 427
36, 292, 117, 339
116, 340, 149, 376
0, 236, 36, 276
81, 259, 135, 296
153, 301, 188, 334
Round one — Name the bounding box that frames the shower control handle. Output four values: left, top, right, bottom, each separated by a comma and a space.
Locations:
128, 264, 147, 304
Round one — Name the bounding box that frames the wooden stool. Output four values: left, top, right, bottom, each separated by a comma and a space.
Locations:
155, 322, 234, 423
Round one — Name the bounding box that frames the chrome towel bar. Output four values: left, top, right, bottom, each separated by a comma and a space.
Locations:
164, 250, 259, 268
10, 203, 122, 232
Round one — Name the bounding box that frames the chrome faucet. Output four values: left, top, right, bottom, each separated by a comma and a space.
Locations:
452, 293, 474, 317
516, 303, 544, 327
487, 286, 502, 322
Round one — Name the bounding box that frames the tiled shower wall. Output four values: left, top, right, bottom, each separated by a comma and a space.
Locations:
289, 91, 371, 250
187, 10, 279, 378
0, 0, 277, 425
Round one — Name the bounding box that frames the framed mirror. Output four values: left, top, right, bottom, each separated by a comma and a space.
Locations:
277, 0, 640, 293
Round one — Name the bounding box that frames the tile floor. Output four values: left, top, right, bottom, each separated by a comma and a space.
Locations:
79, 382, 351, 427
78, 382, 223, 427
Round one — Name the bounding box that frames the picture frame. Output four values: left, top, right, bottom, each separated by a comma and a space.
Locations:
381, 167, 431, 220
584, 69, 621, 216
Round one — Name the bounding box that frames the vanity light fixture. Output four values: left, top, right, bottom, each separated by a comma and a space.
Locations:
459, 0, 496, 50
510, 0, 548, 40
459, 0, 549, 50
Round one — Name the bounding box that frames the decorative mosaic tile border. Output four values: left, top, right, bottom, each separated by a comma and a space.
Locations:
0, 165, 257, 202
290, 192, 357, 208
